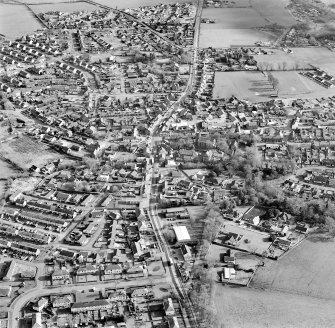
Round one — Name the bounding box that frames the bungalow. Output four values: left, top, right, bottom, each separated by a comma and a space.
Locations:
71, 299, 114, 313
104, 263, 122, 275
55, 192, 72, 203
32, 312, 42, 328
163, 298, 175, 316
33, 297, 48, 312
51, 294, 74, 308
52, 269, 70, 281
76, 265, 97, 276
167, 317, 180, 328
131, 287, 151, 298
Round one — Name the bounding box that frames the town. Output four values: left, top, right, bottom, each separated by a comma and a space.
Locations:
1, 0, 335, 327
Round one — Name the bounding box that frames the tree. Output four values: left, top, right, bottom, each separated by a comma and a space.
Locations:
163, 228, 176, 244
203, 208, 222, 242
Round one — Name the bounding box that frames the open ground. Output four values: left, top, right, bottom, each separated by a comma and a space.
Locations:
200, 8, 274, 48
213, 70, 335, 101
0, 136, 63, 170
250, 235, 335, 300
30, 1, 99, 13
199, 0, 296, 48
213, 71, 274, 101
214, 284, 335, 328
254, 47, 335, 74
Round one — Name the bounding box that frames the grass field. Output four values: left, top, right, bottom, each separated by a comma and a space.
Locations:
30, 2, 99, 13
200, 8, 274, 48
213, 71, 275, 101
0, 4, 43, 38
251, 0, 296, 26
0, 136, 63, 170
213, 70, 335, 101
214, 284, 335, 328
271, 71, 333, 97
251, 235, 335, 300
255, 47, 335, 73
200, 0, 296, 48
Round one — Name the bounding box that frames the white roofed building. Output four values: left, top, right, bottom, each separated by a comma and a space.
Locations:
172, 226, 191, 243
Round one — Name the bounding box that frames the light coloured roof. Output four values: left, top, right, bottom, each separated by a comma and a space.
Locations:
173, 226, 190, 242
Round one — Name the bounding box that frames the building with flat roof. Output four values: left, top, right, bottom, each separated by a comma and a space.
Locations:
172, 226, 191, 243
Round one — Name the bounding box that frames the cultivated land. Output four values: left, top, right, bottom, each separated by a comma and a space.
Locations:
251, 236, 335, 300
215, 284, 335, 328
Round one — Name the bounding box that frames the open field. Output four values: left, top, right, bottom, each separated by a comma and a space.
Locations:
200, 8, 274, 48
271, 70, 334, 97
0, 4, 43, 38
200, 0, 296, 48
0, 136, 63, 170
213, 70, 335, 101
213, 71, 275, 101
251, 235, 335, 300
214, 284, 335, 328
0, 160, 16, 199
255, 47, 335, 73
251, 0, 296, 26
30, 2, 100, 13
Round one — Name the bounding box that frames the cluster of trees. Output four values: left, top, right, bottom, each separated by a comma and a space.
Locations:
262, 158, 297, 180
189, 265, 220, 328
162, 226, 176, 244
267, 72, 279, 94
203, 207, 222, 243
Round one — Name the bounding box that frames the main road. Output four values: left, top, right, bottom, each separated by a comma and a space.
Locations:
8, 0, 204, 326
144, 1, 204, 327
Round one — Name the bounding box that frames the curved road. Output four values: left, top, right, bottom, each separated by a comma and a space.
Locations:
8, 0, 204, 326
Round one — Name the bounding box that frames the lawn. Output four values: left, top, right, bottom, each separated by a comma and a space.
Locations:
219, 222, 272, 255
214, 284, 335, 328
251, 235, 335, 300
